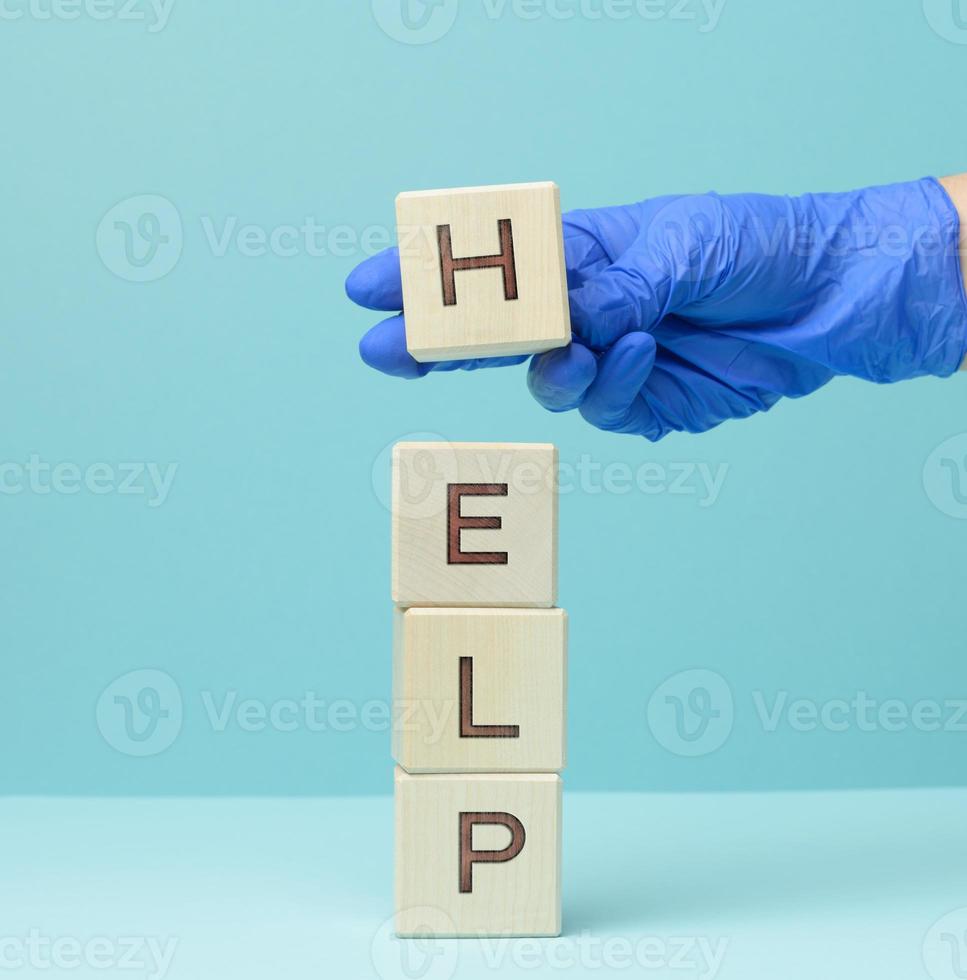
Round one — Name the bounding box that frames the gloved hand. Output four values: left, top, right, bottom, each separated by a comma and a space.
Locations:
346, 178, 967, 440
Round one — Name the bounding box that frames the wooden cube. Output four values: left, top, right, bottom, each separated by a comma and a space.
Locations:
395, 768, 562, 937
393, 608, 566, 773
396, 182, 571, 362
392, 442, 557, 608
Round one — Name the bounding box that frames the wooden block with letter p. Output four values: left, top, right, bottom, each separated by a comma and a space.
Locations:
393, 607, 566, 773
392, 442, 557, 608
395, 768, 562, 937
396, 182, 571, 361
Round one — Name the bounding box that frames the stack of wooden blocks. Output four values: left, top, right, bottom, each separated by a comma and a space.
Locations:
390, 182, 572, 938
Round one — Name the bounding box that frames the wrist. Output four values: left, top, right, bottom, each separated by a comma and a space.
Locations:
937, 174, 967, 369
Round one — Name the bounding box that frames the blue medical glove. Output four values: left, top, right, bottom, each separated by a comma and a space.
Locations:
346, 178, 967, 440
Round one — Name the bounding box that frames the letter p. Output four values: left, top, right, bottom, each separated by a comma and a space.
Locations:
459, 811, 526, 893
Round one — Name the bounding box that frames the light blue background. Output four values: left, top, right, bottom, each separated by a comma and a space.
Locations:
2, 0, 966, 796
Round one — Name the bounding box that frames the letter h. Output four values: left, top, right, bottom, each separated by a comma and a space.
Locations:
437, 219, 519, 307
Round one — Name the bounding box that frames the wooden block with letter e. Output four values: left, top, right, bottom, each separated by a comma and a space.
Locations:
393, 607, 566, 773
395, 768, 562, 937
392, 442, 557, 608
396, 182, 571, 362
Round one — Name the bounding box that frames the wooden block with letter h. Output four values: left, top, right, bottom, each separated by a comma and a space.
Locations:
391, 440, 565, 938
396, 182, 571, 361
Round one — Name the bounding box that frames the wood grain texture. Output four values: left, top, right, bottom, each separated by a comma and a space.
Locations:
395, 769, 562, 937
393, 608, 567, 773
392, 442, 558, 608
396, 182, 571, 362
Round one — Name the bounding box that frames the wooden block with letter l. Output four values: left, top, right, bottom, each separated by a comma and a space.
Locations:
395, 768, 562, 937
392, 441, 557, 608
396, 182, 571, 362
393, 607, 566, 773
